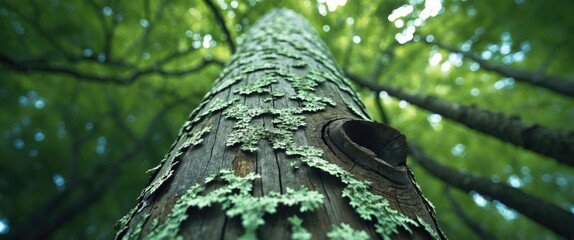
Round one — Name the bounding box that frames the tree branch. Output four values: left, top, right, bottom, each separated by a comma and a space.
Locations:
203, 0, 236, 53
346, 71, 574, 167
444, 187, 497, 240
420, 36, 574, 98
369, 42, 398, 81
373, 92, 390, 125
408, 141, 574, 239
341, 27, 356, 70
1, 0, 76, 55
10, 99, 187, 240
86, 0, 119, 61
0, 53, 224, 84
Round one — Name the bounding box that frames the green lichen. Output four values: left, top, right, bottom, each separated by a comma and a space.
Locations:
144, 157, 163, 175
271, 48, 304, 60
291, 90, 336, 112
272, 114, 306, 131
145, 183, 201, 240
235, 74, 278, 95
343, 97, 371, 120
233, 72, 288, 102
288, 216, 312, 240
114, 207, 136, 239
223, 104, 309, 152
185, 100, 209, 125
292, 146, 420, 239
271, 91, 286, 98
226, 124, 266, 152
141, 168, 175, 200
206, 75, 244, 99
269, 128, 296, 150
124, 9, 439, 240
291, 60, 308, 69
182, 125, 212, 148
240, 62, 282, 75
148, 170, 324, 240
125, 213, 149, 240
416, 216, 441, 240
313, 71, 372, 121
326, 223, 369, 240
193, 97, 239, 124
225, 186, 323, 240
141, 124, 212, 200
342, 178, 417, 238
216, 38, 424, 238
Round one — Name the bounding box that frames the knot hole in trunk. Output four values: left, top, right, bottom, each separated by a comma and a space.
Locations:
342, 120, 408, 167
324, 118, 410, 182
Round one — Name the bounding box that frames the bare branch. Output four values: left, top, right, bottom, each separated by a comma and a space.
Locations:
85, 0, 119, 60
372, 92, 390, 125
203, 0, 236, 53
420, 36, 574, 98
1, 0, 79, 55
409, 141, 574, 239
444, 187, 497, 240
0, 53, 224, 84
10, 98, 187, 239
341, 28, 356, 70
346, 71, 574, 167
369, 42, 398, 81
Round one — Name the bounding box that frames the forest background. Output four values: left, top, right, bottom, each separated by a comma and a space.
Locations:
1, 0, 573, 239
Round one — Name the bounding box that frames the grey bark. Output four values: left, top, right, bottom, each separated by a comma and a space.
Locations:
115, 9, 444, 240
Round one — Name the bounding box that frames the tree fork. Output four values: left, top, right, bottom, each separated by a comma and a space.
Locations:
115, 9, 444, 239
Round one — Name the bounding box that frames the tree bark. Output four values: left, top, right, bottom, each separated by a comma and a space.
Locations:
347, 72, 574, 167
115, 9, 444, 240
409, 141, 574, 239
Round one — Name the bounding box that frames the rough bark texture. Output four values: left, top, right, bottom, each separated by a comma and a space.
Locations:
115, 9, 444, 240
409, 141, 574, 239
347, 72, 574, 167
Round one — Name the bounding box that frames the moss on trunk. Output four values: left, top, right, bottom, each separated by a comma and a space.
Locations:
115, 9, 444, 240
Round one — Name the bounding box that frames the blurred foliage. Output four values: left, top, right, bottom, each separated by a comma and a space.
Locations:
0, 0, 573, 239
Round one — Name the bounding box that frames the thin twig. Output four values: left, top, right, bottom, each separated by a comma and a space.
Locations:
373, 92, 390, 125
11, 99, 186, 239
203, 0, 236, 53
0, 53, 224, 84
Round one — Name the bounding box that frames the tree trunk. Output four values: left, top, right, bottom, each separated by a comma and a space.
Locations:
115, 9, 444, 240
